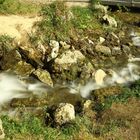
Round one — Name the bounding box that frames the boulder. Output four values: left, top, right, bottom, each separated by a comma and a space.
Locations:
52, 50, 95, 83
18, 45, 44, 68
1, 49, 22, 70
102, 14, 117, 27
95, 44, 111, 56
55, 50, 85, 66
54, 103, 75, 125
33, 68, 53, 87
94, 69, 107, 85
0, 119, 5, 139
13, 61, 35, 76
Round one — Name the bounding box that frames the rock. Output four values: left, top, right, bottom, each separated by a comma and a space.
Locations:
1, 49, 22, 70
94, 3, 108, 14
94, 69, 107, 85
13, 61, 35, 76
83, 100, 96, 119
102, 14, 117, 27
33, 68, 53, 87
112, 47, 122, 55
11, 97, 48, 107
91, 86, 122, 102
60, 41, 71, 49
122, 45, 130, 54
54, 103, 75, 125
18, 45, 44, 67
99, 37, 105, 44
49, 40, 60, 60
131, 35, 140, 47
95, 44, 111, 56
36, 42, 47, 60
55, 50, 85, 66
0, 119, 5, 139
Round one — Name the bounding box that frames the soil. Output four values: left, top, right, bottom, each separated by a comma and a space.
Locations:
0, 15, 40, 41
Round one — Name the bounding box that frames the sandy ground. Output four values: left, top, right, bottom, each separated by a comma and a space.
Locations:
0, 15, 40, 41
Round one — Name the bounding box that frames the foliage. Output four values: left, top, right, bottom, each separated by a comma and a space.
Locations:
0, 0, 40, 15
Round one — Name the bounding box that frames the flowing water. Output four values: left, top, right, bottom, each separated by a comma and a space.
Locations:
0, 32, 140, 113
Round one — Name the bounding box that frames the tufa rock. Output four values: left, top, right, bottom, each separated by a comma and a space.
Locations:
54, 103, 75, 125
49, 40, 60, 60
99, 37, 105, 44
13, 61, 35, 76
0, 119, 5, 139
94, 3, 108, 14
55, 50, 85, 66
94, 69, 107, 85
112, 47, 122, 55
33, 68, 53, 87
60, 41, 71, 49
102, 14, 117, 27
95, 44, 111, 56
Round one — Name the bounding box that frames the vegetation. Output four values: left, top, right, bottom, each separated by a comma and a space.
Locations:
30, 1, 102, 44
0, 0, 40, 15
95, 80, 140, 112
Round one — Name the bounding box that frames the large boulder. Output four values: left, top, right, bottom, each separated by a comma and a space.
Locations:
55, 50, 85, 66
33, 68, 53, 87
54, 103, 75, 125
52, 50, 95, 83
0, 119, 5, 139
12, 61, 35, 76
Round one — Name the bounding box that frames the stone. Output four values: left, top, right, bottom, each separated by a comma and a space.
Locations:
99, 37, 105, 44
102, 14, 117, 27
54, 103, 75, 125
94, 3, 108, 14
55, 50, 85, 66
13, 61, 35, 76
83, 100, 96, 119
1, 49, 22, 70
33, 68, 53, 87
95, 44, 111, 56
94, 69, 107, 85
0, 119, 5, 139
60, 41, 71, 49
49, 40, 60, 59
112, 47, 122, 55
122, 45, 130, 54
19, 45, 44, 67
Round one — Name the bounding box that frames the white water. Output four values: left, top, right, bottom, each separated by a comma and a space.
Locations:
69, 61, 140, 98
0, 73, 48, 109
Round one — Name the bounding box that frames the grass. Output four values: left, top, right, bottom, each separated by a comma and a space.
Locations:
0, 0, 41, 15
30, 1, 103, 44
94, 79, 140, 112
1, 114, 92, 140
